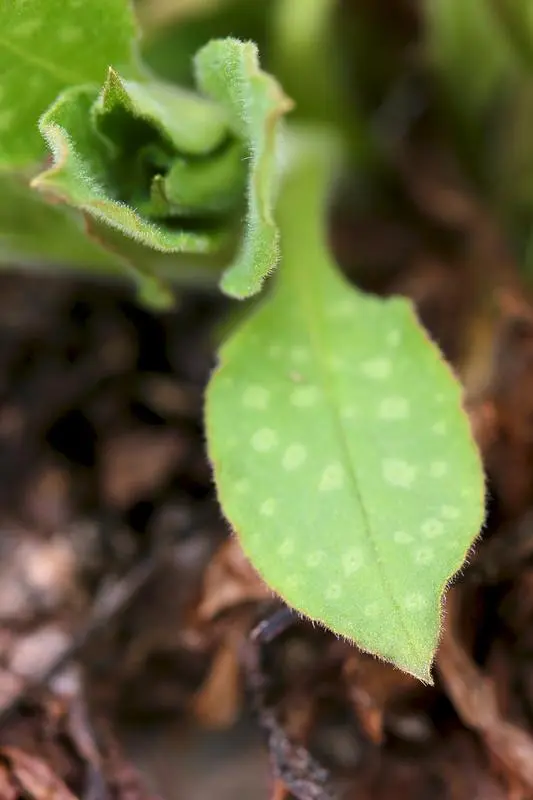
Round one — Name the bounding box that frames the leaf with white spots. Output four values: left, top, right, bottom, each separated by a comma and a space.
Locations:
206, 131, 485, 682
0, 0, 140, 168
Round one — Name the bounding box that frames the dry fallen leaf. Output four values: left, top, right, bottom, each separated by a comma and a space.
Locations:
197, 538, 272, 622
102, 429, 187, 508
0, 747, 77, 800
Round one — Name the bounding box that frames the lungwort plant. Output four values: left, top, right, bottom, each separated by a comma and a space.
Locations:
0, 0, 487, 682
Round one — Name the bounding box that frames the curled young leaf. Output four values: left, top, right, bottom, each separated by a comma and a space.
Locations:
195, 38, 294, 298
206, 131, 485, 682
32, 75, 237, 254
32, 38, 292, 299
0, 174, 120, 273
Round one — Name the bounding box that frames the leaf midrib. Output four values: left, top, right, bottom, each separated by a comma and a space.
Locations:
288, 252, 425, 669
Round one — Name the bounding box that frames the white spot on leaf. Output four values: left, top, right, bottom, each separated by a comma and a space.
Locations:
387, 330, 401, 347
260, 499, 276, 517
403, 592, 428, 611
421, 519, 444, 538
378, 396, 410, 420
282, 443, 308, 471
290, 386, 319, 407
329, 300, 354, 319
394, 530, 414, 545
382, 458, 416, 489
441, 505, 459, 519
60, 26, 82, 43
361, 358, 391, 379
306, 551, 324, 568
15, 18, 40, 36
430, 461, 448, 478
364, 602, 380, 618
341, 405, 357, 420
327, 355, 343, 370
343, 548, 363, 576
291, 346, 310, 363
319, 463, 345, 491
243, 385, 270, 409
252, 428, 278, 452
414, 547, 434, 565
278, 539, 295, 558
326, 583, 342, 600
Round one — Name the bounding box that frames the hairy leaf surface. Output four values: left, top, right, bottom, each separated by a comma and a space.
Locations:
195, 38, 294, 298
206, 132, 485, 681
31, 39, 291, 301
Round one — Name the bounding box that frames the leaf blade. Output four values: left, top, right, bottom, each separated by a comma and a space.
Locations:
206, 132, 485, 680
0, 0, 140, 168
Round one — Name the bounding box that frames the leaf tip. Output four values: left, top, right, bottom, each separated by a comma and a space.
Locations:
219, 268, 265, 300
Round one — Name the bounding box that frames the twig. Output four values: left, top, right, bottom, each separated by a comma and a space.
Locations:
0, 553, 160, 729
244, 606, 338, 800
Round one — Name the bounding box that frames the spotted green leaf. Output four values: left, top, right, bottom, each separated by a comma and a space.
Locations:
195, 38, 294, 298
0, 0, 140, 169
206, 131, 485, 682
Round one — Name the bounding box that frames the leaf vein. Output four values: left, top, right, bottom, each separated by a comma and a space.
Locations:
293, 261, 426, 669
0, 34, 84, 87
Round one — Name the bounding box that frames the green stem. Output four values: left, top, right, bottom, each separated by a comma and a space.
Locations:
276, 128, 342, 287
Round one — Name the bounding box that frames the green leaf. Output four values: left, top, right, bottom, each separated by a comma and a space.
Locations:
195, 38, 294, 298
94, 68, 230, 157
33, 79, 229, 254
0, 172, 121, 272
30, 39, 291, 302
206, 131, 485, 681
0, 0, 140, 169
0, 172, 232, 295
156, 140, 246, 216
